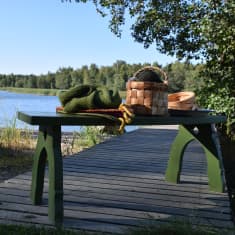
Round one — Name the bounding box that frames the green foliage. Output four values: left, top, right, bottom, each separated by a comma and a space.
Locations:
55, 67, 73, 89
184, 64, 204, 92
0, 224, 87, 235
63, 0, 235, 139
196, 1, 235, 138
73, 126, 107, 148
0, 116, 35, 154
0, 60, 201, 94
164, 62, 203, 93
197, 80, 235, 139
0, 222, 231, 235
63, 0, 207, 60
129, 222, 230, 235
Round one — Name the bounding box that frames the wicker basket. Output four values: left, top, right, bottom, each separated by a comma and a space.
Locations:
168, 91, 195, 110
125, 66, 168, 115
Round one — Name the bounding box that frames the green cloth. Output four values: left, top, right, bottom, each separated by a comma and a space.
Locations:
59, 85, 122, 113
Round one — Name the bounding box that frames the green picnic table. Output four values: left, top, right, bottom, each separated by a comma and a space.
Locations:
17, 111, 227, 226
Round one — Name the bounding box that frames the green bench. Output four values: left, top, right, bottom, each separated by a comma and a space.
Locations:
17, 111, 227, 225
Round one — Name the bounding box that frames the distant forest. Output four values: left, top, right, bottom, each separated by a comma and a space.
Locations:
0, 60, 204, 93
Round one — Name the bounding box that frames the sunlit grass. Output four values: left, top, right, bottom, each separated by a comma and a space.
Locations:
128, 221, 231, 235
0, 220, 232, 235
0, 116, 35, 153
73, 126, 106, 148
0, 118, 112, 178
0, 117, 35, 180
0, 87, 60, 96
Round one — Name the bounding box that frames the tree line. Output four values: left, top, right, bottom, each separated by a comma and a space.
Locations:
0, 60, 203, 93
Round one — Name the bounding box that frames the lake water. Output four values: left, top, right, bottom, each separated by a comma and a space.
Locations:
0, 91, 137, 132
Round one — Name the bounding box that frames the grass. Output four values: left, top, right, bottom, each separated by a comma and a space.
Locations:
0, 150, 33, 180
0, 116, 35, 152
0, 118, 112, 180
0, 118, 112, 158
0, 224, 86, 235
0, 117, 35, 181
0, 221, 233, 235
128, 223, 231, 235
72, 126, 113, 149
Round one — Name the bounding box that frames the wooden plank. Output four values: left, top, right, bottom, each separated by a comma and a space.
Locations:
0, 182, 230, 213
61, 162, 207, 176
9, 173, 213, 197
1, 173, 231, 217
63, 154, 207, 169
0, 128, 233, 233
5, 171, 224, 197
0, 181, 232, 229
0, 185, 232, 229
6, 173, 228, 201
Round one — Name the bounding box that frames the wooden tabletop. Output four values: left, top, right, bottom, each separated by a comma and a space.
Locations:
17, 111, 227, 126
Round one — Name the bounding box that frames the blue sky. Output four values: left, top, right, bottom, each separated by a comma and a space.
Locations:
0, 0, 176, 75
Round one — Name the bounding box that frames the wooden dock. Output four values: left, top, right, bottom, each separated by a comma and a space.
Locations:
0, 128, 233, 233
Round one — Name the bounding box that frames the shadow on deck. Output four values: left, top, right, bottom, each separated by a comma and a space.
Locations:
0, 128, 233, 233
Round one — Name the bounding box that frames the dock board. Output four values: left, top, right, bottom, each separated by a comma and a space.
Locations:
0, 128, 233, 233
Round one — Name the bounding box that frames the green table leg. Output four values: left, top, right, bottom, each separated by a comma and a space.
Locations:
165, 124, 225, 192
165, 125, 194, 184
31, 125, 63, 225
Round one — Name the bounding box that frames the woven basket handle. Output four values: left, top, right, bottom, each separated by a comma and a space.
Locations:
134, 66, 168, 85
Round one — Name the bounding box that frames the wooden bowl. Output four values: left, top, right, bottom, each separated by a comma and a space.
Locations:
168, 91, 195, 110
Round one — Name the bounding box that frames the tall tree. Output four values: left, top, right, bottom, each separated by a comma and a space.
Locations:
165, 62, 187, 93
81, 65, 90, 85
63, 0, 235, 138
89, 63, 99, 85
55, 67, 73, 89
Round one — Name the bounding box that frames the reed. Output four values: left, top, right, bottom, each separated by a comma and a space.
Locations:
0, 116, 35, 155
0, 117, 111, 158
0, 117, 113, 181
0, 117, 35, 181
71, 126, 111, 151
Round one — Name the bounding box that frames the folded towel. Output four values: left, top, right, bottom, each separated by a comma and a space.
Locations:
58, 85, 122, 113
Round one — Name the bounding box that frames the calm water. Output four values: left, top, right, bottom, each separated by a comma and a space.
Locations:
0, 91, 137, 132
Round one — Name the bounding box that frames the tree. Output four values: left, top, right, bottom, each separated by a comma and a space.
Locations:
164, 62, 187, 93
71, 70, 83, 87
184, 64, 204, 92
196, 1, 235, 138
55, 67, 73, 89
81, 65, 90, 85
63, 0, 235, 138
89, 63, 99, 85
113, 60, 128, 90
63, 0, 208, 59
46, 72, 56, 89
